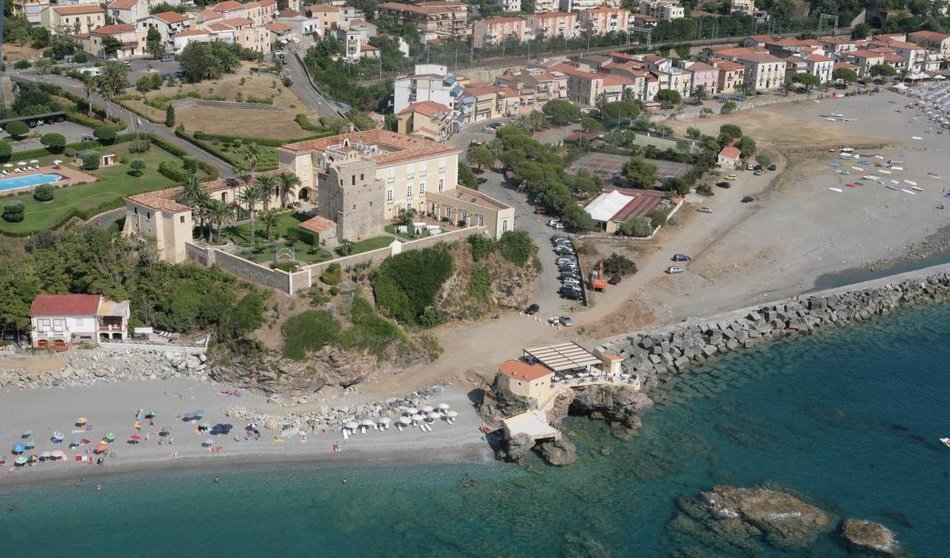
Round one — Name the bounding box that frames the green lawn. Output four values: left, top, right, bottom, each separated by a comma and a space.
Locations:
0, 143, 195, 235
222, 211, 307, 247
350, 235, 397, 254
238, 239, 333, 265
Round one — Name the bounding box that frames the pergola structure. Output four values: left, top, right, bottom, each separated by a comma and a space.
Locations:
523, 342, 603, 373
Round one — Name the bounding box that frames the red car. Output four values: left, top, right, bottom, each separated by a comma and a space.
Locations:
607, 275, 622, 285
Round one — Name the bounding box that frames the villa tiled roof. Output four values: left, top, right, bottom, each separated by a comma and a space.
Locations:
211, 1, 244, 12
909, 30, 950, 42
152, 11, 188, 24
719, 146, 741, 160
399, 101, 451, 117
266, 22, 292, 33
219, 17, 254, 28
53, 5, 104, 15
279, 130, 459, 165
298, 216, 336, 234
176, 28, 214, 37
125, 190, 190, 213
498, 360, 553, 382
91, 23, 135, 35
107, 0, 138, 10
30, 294, 101, 317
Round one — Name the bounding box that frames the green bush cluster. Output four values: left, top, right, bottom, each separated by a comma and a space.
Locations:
33, 185, 54, 202
282, 309, 341, 360
320, 263, 343, 286
467, 265, 492, 300
2, 203, 25, 223
372, 245, 454, 326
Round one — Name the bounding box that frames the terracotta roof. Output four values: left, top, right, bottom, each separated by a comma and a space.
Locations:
207, 22, 233, 32
611, 190, 666, 221
834, 61, 859, 70
219, 17, 254, 27
279, 130, 459, 166
176, 28, 214, 37
298, 216, 336, 234
197, 9, 222, 21
399, 101, 452, 117
498, 360, 553, 382
91, 23, 135, 35
850, 49, 884, 59
481, 15, 525, 24
360, 44, 378, 51
430, 185, 508, 210
126, 190, 190, 213
804, 53, 832, 62
602, 74, 635, 86
909, 30, 950, 42
152, 11, 188, 24
309, 4, 341, 12
684, 61, 715, 72
53, 5, 104, 15
719, 146, 741, 159
266, 22, 292, 33
712, 60, 743, 71
883, 53, 907, 63
278, 8, 301, 17
564, 132, 598, 142
107, 0, 138, 10
212, 0, 244, 11
31, 294, 101, 317
464, 84, 501, 97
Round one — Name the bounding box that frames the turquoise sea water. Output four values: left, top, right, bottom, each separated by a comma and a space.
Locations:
3, 303, 949, 557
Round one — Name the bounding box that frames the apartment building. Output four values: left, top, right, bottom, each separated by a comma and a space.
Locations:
393, 64, 466, 116
276, 8, 321, 39
843, 49, 886, 76
683, 61, 718, 96
138, 11, 190, 48
525, 12, 577, 41
495, 0, 522, 12
473, 16, 528, 49
801, 52, 834, 83
278, 130, 512, 240
376, 1, 469, 41
713, 47, 787, 91
638, 0, 684, 22
711, 59, 745, 94
730, 0, 754, 15
868, 38, 928, 72
579, 7, 631, 35
307, 4, 343, 36
908, 30, 950, 60
397, 101, 454, 142
336, 19, 379, 61
42, 4, 105, 34
527, 0, 560, 12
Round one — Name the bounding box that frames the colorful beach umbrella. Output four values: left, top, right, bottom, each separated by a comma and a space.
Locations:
15, 456, 27, 466
201, 438, 214, 447
145, 410, 157, 418
93, 443, 109, 454
11, 443, 24, 454
104, 432, 116, 442
52, 431, 64, 442
76, 417, 87, 426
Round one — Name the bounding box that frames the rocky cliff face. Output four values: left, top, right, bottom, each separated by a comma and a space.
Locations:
210, 346, 387, 396
436, 243, 536, 321
570, 384, 654, 429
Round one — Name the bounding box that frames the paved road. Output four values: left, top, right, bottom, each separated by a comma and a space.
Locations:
448, 128, 582, 321
283, 48, 346, 120
11, 71, 234, 178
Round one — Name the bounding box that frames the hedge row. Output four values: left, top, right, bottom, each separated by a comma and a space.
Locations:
146, 133, 218, 181
157, 160, 190, 183
190, 129, 337, 147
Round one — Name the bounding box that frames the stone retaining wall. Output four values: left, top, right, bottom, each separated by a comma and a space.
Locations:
214, 250, 291, 293
598, 265, 950, 392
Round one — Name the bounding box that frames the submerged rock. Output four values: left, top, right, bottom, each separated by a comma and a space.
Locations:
841, 519, 899, 555
534, 437, 577, 466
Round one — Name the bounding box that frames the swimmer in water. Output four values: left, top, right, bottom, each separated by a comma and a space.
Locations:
213, 476, 220, 484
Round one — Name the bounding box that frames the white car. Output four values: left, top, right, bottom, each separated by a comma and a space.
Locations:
562, 278, 581, 287
548, 220, 565, 230
665, 266, 685, 275
697, 207, 712, 214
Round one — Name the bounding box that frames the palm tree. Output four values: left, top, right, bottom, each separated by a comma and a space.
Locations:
277, 171, 301, 208
254, 174, 278, 212
193, 189, 213, 241
259, 210, 280, 242
237, 185, 262, 245
206, 200, 233, 244
241, 143, 262, 176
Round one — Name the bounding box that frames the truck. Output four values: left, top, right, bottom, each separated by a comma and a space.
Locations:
590, 263, 606, 292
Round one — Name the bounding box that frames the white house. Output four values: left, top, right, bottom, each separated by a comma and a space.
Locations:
717, 145, 741, 169
30, 294, 130, 349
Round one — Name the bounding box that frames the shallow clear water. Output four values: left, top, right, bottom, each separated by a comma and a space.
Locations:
3, 303, 949, 557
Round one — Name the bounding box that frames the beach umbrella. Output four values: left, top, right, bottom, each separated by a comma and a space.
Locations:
52, 160, 62, 166
16, 161, 26, 166
378, 417, 391, 425
437, 403, 450, 411
405, 407, 418, 416
69, 440, 81, 449
21, 430, 32, 439
398, 416, 411, 425
51, 450, 67, 461
145, 410, 157, 419
421, 405, 434, 413
344, 421, 359, 431
411, 414, 424, 423
201, 438, 214, 447
75, 417, 87, 426
15, 456, 27, 466
40, 451, 53, 460
104, 432, 116, 442
361, 419, 375, 428
23, 439, 35, 450
52, 431, 64, 442
3, 163, 12, 168
446, 411, 458, 419
93, 442, 109, 454
129, 434, 142, 441
12, 443, 25, 455
427, 412, 440, 421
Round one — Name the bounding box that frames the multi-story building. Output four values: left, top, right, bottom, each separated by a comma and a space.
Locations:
138, 11, 190, 48
29, 294, 130, 348
525, 12, 577, 41
711, 59, 745, 94
10, 0, 50, 26
306, 4, 343, 36
802, 52, 834, 83
683, 61, 718, 96
527, 0, 559, 12
495, 0, 522, 12
559, 0, 610, 11
869, 37, 929, 73
713, 47, 786, 91
638, 0, 684, 22
393, 64, 466, 116
578, 7, 631, 36
376, 1, 469, 42
41, 4, 105, 34
397, 101, 454, 142
843, 49, 886, 76
106, 0, 146, 24
730, 0, 754, 15
908, 30, 950, 60
85, 23, 147, 58
473, 16, 528, 49
276, 8, 321, 40
278, 130, 515, 240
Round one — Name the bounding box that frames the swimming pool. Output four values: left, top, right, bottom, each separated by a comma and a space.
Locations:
0, 173, 64, 193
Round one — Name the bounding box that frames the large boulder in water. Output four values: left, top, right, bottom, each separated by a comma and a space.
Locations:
841, 519, 899, 555
534, 436, 577, 466
570, 384, 654, 429
701, 485, 831, 550
502, 432, 535, 463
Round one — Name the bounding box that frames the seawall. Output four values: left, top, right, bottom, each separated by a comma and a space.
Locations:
597, 263, 950, 391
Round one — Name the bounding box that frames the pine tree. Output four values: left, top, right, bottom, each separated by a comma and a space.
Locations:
165, 105, 175, 127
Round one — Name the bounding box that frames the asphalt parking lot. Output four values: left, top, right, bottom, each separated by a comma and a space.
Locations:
3, 121, 94, 151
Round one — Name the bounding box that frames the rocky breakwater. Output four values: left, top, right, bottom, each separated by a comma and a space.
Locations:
600, 271, 950, 392
0, 348, 209, 389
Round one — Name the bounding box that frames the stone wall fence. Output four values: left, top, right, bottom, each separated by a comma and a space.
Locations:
597, 264, 950, 393
213, 250, 292, 293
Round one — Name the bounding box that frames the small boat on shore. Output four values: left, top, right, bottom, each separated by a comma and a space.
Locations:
941, 437, 950, 448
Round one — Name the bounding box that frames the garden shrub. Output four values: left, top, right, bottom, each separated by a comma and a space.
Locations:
2, 202, 25, 222
281, 310, 340, 360
33, 184, 54, 202
371, 245, 453, 326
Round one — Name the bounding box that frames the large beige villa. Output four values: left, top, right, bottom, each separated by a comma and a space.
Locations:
123, 130, 514, 263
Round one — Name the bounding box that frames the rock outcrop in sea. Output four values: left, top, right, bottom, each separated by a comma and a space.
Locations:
841, 519, 900, 556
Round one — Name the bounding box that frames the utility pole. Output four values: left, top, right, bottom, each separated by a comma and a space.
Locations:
0, 14, 5, 113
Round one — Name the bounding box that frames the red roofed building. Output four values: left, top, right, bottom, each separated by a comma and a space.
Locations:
85, 23, 146, 59
583, 188, 671, 233
718, 145, 742, 169
297, 215, 339, 247
397, 101, 454, 142
30, 294, 130, 348
42, 4, 106, 35
908, 30, 950, 60
496, 359, 554, 399
139, 11, 191, 48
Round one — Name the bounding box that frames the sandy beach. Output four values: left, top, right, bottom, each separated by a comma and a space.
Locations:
0, 379, 493, 486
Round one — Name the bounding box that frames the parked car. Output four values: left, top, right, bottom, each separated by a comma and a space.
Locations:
725, 174, 738, 181
559, 316, 573, 327
716, 181, 732, 189
525, 303, 540, 315
741, 196, 755, 203
547, 219, 564, 230
753, 170, 763, 176
753, 164, 763, 171
559, 288, 582, 300
559, 272, 580, 281
767, 164, 777, 171
476, 177, 488, 184
554, 246, 575, 255
550, 234, 567, 243
697, 206, 713, 214
607, 275, 622, 285
534, 205, 547, 215
561, 278, 581, 287
665, 266, 685, 274
671, 253, 691, 262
